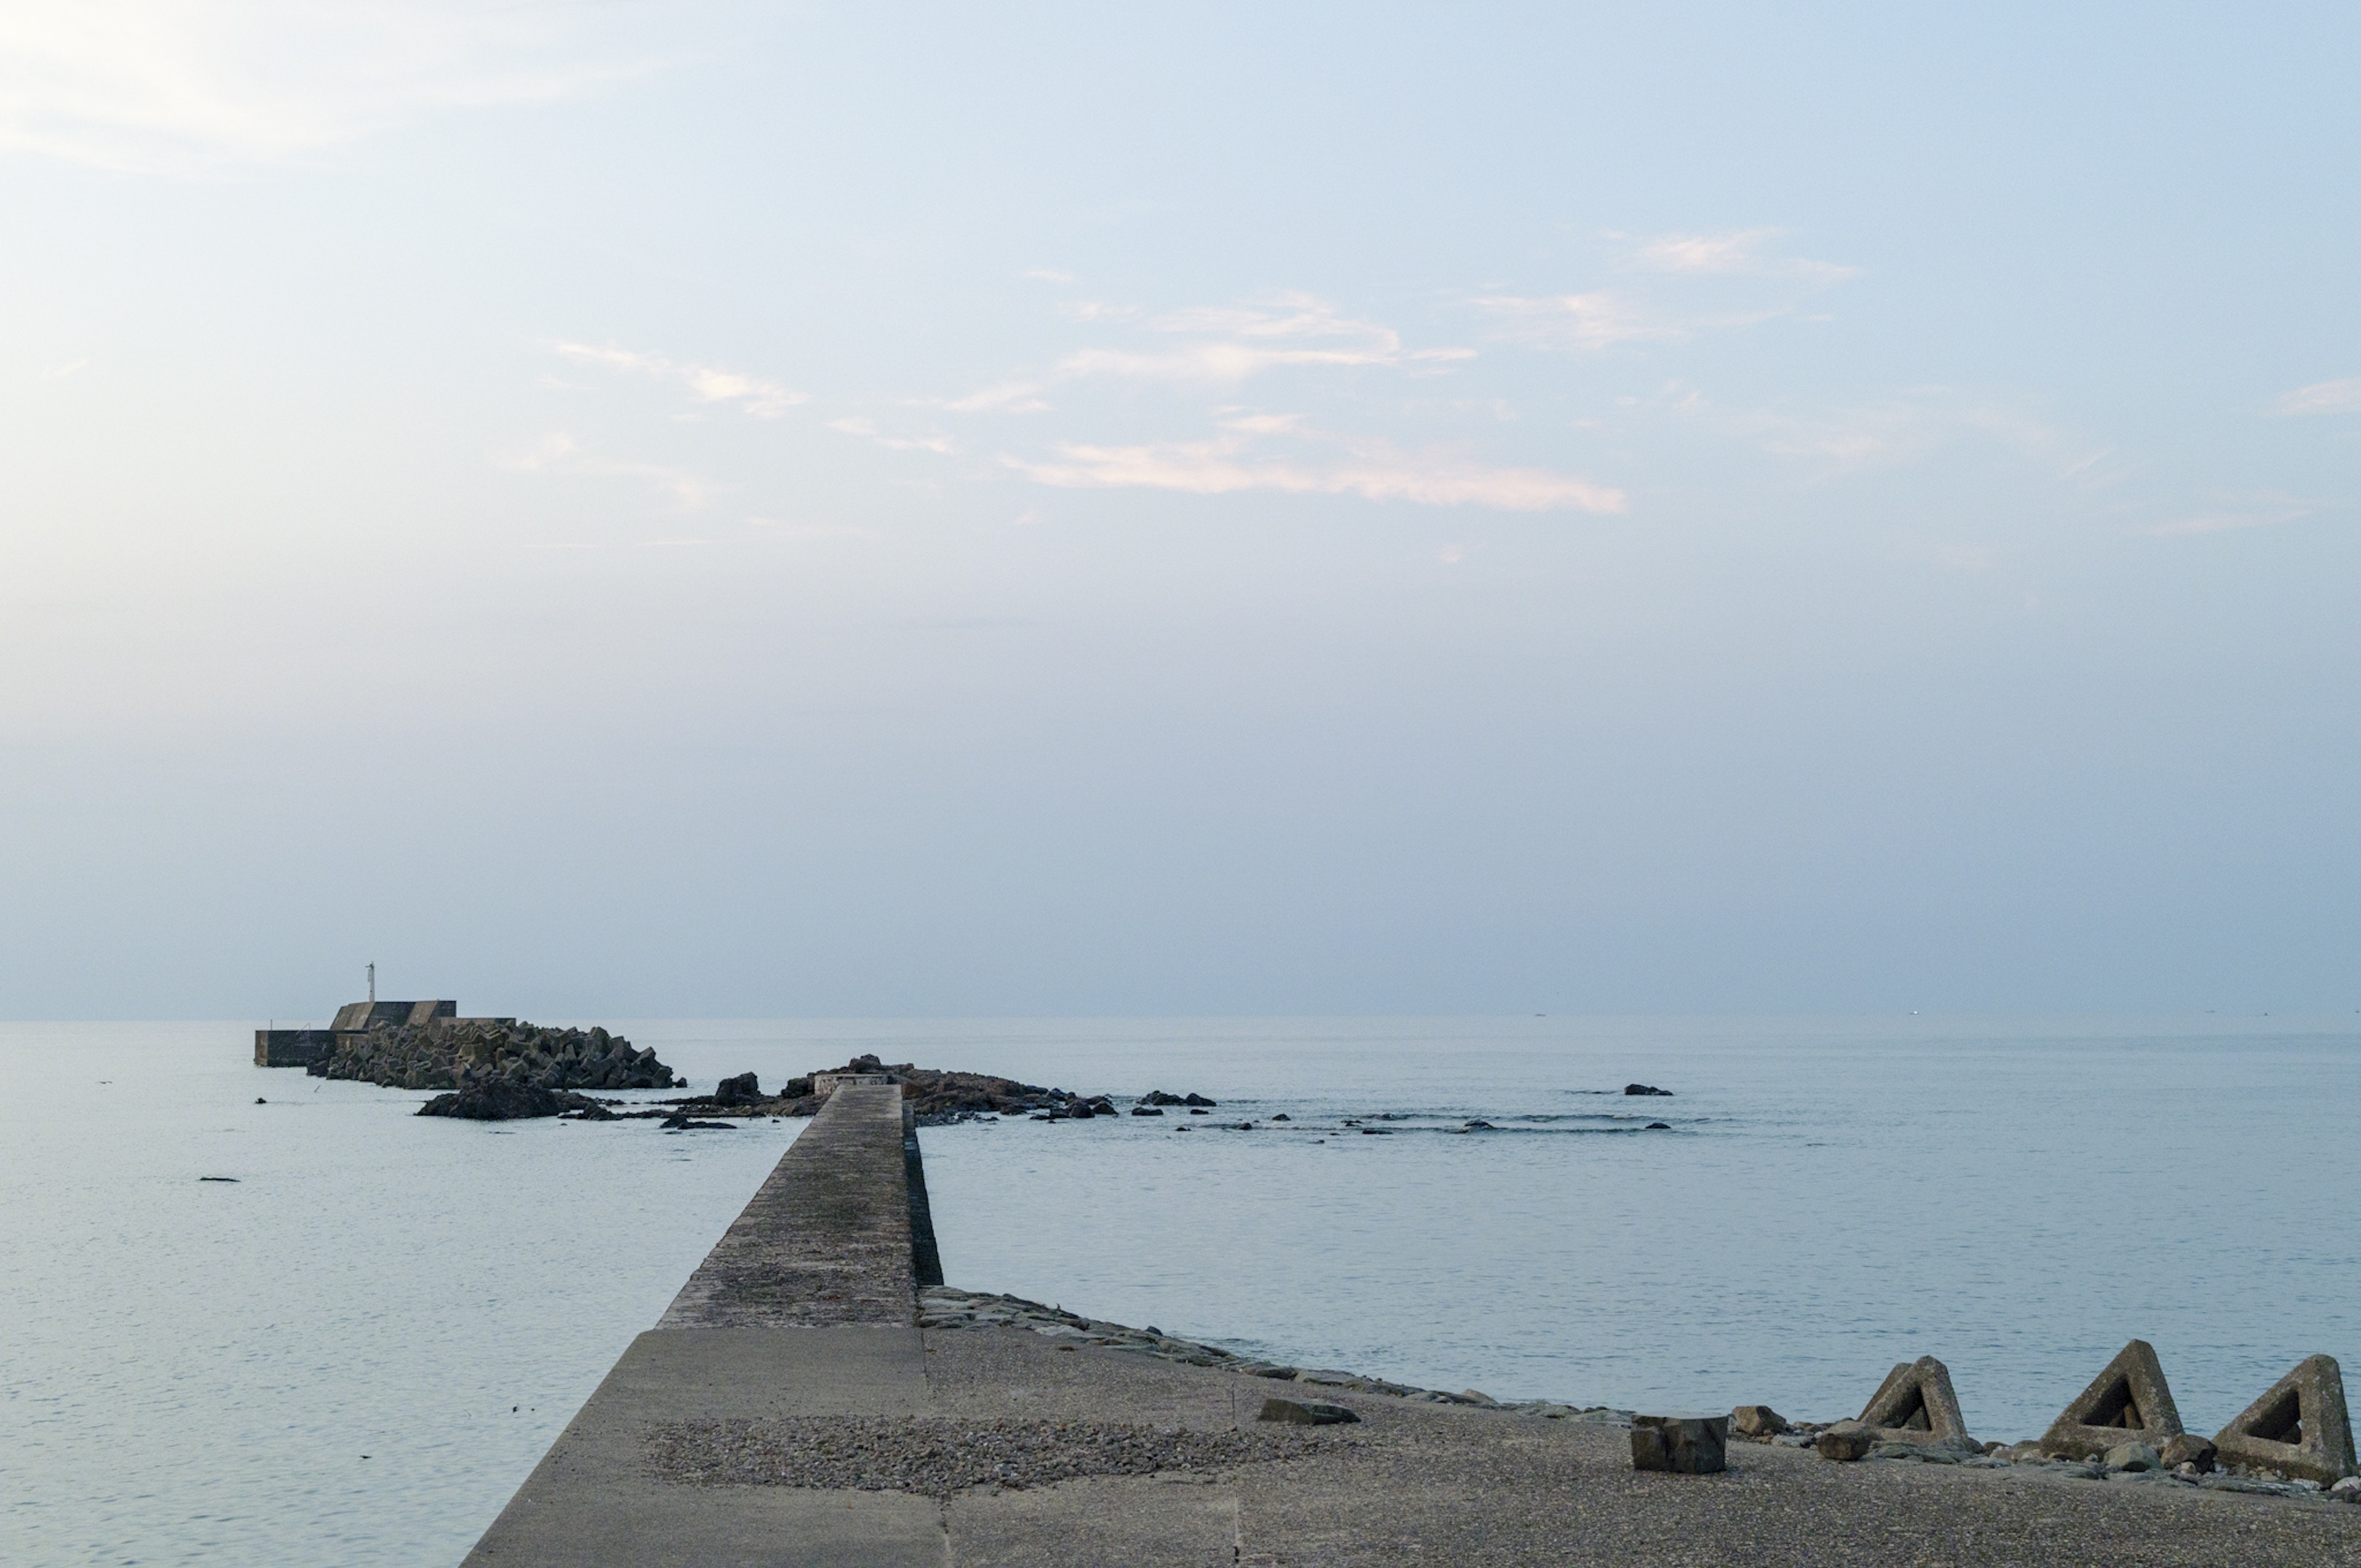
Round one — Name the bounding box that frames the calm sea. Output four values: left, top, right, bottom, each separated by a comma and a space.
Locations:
4, 1016, 2357, 1566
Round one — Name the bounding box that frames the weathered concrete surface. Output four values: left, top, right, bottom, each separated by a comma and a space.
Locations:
1857, 1355, 1972, 1444
2043, 1339, 2186, 1459
660, 1083, 918, 1329
2215, 1354, 2357, 1485
467, 1085, 941, 1567
465, 1328, 936, 1566
467, 1083, 2361, 1566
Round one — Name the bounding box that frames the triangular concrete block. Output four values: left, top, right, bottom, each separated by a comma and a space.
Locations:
1857, 1355, 1971, 1445
2213, 1355, 2356, 1484
2039, 1339, 2185, 1459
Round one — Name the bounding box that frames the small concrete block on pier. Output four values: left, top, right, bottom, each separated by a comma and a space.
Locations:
2040, 1339, 2185, 1459
1630, 1412, 1728, 1473
2213, 1354, 2356, 1485
1857, 1355, 1971, 1445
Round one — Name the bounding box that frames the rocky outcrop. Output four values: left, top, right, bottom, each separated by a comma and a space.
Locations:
675, 1054, 1064, 1125
713, 1071, 763, 1106
416, 1080, 609, 1120
310, 1019, 676, 1093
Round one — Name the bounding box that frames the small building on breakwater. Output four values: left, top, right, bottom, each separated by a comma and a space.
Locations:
254, 998, 514, 1067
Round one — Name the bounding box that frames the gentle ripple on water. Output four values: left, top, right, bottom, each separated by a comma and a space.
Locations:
2, 1015, 2356, 1565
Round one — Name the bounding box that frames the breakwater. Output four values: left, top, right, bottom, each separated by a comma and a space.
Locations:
459, 1069, 2360, 1568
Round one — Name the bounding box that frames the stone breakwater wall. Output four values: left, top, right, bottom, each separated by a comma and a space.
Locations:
309, 1018, 676, 1093
919, 1288, 2361, 1508
915, 1286, 1630, 1420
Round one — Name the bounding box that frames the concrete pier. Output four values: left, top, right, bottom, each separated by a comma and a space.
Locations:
466, 1085, 2361, 1567
464, 1083, 943, 1566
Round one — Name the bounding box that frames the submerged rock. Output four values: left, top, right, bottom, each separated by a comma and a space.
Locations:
1624, 1083, 1674, 1096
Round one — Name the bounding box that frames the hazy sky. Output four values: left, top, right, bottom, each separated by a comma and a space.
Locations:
2, 2, 2355, 1020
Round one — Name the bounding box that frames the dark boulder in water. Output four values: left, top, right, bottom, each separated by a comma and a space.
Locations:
713, 1071, 762, 1106
1624, 1083, 1673, 1096
417, 1079, 606, 1121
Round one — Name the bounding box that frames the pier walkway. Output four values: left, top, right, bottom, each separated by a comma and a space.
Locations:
464, 1084, 2361, 1568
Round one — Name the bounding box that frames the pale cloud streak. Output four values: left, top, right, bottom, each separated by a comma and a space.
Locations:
1003, 416, 1623, 513
1473, 291, 1709, 351
2276, 378, 2361, 416
549, 341, 804, 418
826, 418, 956, 454
1734, 392, 2078, 475
1629, 228, 1859, 283
0, 2, 643, 173
502, 432, 722, 509
941, 291, 1475, 406
2148, 494, 2320, 537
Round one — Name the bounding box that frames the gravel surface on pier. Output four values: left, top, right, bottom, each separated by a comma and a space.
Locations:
646, 1415, 1342, 1496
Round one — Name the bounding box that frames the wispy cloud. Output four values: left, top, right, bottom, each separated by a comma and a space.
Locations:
933, 379, 1053, 414
0, 2, 644, 174
548, 341, 804, 417
939, 291, 1473, 408
1736, 392, 2077, 475
2148, 494, 2320, 537
2275, 378, 2361, 416
1627, 228, 1859, 283
1003, 416, 1623, 513
501, 432, 722, 509
826, 418, 955, 454
1473, 291, 1709, 352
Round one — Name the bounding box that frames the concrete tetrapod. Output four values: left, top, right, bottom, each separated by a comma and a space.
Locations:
1854, 1356, 1972, 1446
2212, 1354, 2357, 1486
2039, 1339, 2186, 1460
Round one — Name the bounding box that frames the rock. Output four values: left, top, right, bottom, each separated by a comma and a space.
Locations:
1183, 1093, 1217, 1106
254, 1097, 266, 1104
2330, 1475, 2361, 1501
1730, 1404, 1789, 1437
1067, 1101, 1097, 1119
1257, 1398, 1359, 1426
1130, 1106, 1165, 1116
713, 1071, 762, 1106
1817, 1423, 1877, 1462
1461, 1119, 1493, 1130
1270, 1113, 1291, 1122
417, 1080, 604, 1120
2105, 1441, 2162, 1472
1645, 1122, 1671, 1130
1188, 1107, 1210, 1115
198, 1176, 239, 1182
1138, 1090, 1185, 1106
2161, 1433, 2217, 1473
1623, 1083, 1673, 1096
660, 1114, 738, 1130
319, 1017, 675, 1094
1631, 1414, 1728, 1474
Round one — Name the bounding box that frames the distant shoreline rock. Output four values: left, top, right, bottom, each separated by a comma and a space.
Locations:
312, 1020, 676, 1095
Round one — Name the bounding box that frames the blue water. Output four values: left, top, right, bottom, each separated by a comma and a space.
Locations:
4, 1016, 2357, 1566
